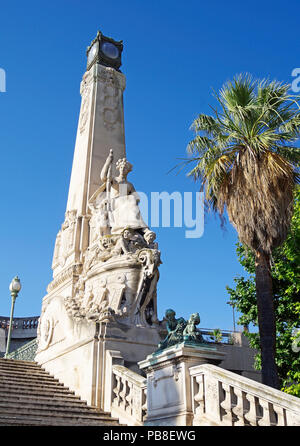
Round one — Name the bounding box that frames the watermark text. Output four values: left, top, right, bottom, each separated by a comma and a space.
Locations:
291, 68, 300, 92
0, 68, 6, 92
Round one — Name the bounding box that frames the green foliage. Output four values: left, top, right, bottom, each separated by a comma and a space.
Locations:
183, 73, 300, 389
227, 188, 300, 395
210, 328, 223, 343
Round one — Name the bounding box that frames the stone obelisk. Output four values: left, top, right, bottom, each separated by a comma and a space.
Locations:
66, 32, 126, 214
51, 31, 126, 278
35, 31, 162, 409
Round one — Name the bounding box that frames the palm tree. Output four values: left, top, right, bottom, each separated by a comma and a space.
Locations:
186, 75, 300, 389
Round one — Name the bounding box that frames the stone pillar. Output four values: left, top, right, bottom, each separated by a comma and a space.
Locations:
66, 63, 126, 216
138, 343, 226, 426
50, 63, 126, 281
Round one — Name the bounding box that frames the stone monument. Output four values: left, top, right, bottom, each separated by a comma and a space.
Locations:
138, 309, 226, 426
35, 31, 163, 409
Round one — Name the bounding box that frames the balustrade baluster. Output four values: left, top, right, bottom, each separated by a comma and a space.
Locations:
111, 365, 148, 425
119, 377, 127, 410
257, 399, 271, 426
232, 388, 246, 425
272, 404, 286, 426
244, 393, 258, 425
112, 374, 121, 406
126, 381, 133, 415
193, 374, 205, 417
141, 388, 147, 421
220, 382, 233, 425
130, 385, 141, 422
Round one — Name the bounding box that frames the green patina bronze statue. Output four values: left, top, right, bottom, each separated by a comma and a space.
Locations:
157, 309, 187, 351
183, 312, 205, 344
156, 309, 205, 353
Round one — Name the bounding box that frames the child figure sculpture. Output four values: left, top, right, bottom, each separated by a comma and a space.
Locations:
183, 312, 205, 344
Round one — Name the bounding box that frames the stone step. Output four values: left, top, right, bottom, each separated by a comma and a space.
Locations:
0, 369, 62, 381
0, 359, 40, 367
0, 400, 102, 415
0, 380, 76, 396
0, 386, 83, 399
0, 372, 60, 383
0, 406, 119, 423
0, 358, 120, 426
0, 366, 47, 375
0, 374, 69, 387
0, 392, 90, 408
0, 385, 74, 398
0, 400, 116, 420
0, 414, 120, 426
0, 359, 45, 368
0, 360, 44, 372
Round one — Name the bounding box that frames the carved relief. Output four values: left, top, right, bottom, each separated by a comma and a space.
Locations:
80, 69, 93, 94
52, 210, 77, 269
98, 67, 124, 131
52, 232, 61, 268
37, 297, 67, 352
78, 65, 125, 135
172, 364, 180, 382
96, 65, 126, 91
79, 85, 91, 134
101, 83, 119, 131
47, 263, 82, 293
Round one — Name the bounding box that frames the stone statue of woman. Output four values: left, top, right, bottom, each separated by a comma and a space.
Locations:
100, 150, 147, 234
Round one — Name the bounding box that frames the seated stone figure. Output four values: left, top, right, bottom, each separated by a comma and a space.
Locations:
100, 150, 147, 234
183, 312, 205, 344
157, 309, 187, 351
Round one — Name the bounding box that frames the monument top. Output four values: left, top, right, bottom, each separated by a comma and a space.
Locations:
86, 30, 123, 72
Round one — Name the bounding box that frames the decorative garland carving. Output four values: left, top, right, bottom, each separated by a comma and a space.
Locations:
47, 263, 82, 293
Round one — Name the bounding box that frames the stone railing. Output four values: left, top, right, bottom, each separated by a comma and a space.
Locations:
200, 328, 235, 344
190, 364, 300, 426
111, 364, 147, 426
7, 339, 38, 362
0, 316, 39, 330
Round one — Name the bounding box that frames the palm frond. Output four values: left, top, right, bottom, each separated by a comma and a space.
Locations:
185, 73, 300, 253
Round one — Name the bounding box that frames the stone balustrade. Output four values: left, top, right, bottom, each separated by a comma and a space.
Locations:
0, 316, 39, 357
111, 364, 147, 426
104, 345, 300, 426
0, 316, 39, 330
190, 364, 300, 426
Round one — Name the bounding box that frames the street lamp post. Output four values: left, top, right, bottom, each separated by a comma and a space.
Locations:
5, 276, 21, 359
227, 301, 236, 332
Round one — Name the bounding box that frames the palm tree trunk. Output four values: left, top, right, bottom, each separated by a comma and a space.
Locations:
255, 250, 279, 389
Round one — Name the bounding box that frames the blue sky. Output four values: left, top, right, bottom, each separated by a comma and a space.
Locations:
0, 0, 299, 330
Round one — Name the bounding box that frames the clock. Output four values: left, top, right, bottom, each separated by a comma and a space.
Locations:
101, 42, 119, 60
86, 31, 123, 71
87, 41, 99, 67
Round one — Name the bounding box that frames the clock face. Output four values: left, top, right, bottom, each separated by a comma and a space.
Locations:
87, 41, 99, 66
101, 41, 119, 59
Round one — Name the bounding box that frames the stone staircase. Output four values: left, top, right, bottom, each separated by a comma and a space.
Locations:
0, 358, 120, 426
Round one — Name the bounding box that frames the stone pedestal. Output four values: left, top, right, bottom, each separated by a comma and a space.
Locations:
138, 343, 226, 426
35, 303, 162, 408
